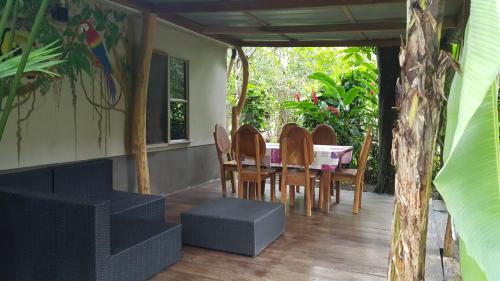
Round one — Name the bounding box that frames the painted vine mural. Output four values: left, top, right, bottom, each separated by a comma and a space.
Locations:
0, 0, 132, 165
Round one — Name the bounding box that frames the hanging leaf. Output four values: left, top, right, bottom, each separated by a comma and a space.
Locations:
343, 87, 361, 106
434, 0, 500, 279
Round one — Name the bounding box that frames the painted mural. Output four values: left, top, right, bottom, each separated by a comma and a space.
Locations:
0, 0, 132, 166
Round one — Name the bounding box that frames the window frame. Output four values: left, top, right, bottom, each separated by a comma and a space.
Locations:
147, 50, 190, 149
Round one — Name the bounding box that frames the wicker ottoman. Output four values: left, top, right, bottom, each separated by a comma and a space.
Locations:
181, 197, 285, 257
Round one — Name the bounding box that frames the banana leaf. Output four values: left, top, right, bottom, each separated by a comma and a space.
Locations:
0, 41, 63, 79
433, 0, 500, 279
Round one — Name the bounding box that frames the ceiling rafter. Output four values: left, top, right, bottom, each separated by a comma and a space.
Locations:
202, 17, 457, 35
238, 39, 401, 47
147, 0, 406, 14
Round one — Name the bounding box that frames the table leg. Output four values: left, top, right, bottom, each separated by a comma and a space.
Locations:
320, 172, 331, 213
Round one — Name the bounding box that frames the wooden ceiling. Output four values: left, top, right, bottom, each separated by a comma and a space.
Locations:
111, 0, 467, 47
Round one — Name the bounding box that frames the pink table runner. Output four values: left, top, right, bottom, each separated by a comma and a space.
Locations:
242, 143, 353, 171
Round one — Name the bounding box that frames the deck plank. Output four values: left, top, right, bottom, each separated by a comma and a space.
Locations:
152, 181, 394, 281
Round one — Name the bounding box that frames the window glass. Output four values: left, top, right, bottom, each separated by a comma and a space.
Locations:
146, 53, 168, 145
170, 57, 187, 99
170, 102, 187, 140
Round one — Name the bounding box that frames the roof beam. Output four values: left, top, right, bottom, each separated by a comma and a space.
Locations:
148, 0, 405, 13
159, 13, 239, 46
238, 39, 401, 47
202, 18, 457, 35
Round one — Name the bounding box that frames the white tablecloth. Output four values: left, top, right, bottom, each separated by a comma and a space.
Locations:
242, 143, 353, 171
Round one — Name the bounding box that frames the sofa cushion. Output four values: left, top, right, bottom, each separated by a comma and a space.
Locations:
110, 191, 165, 221
53, 159, 112, 198
109, 215, 181, 281
0, 168, 53, 193
181, 197, 285, 256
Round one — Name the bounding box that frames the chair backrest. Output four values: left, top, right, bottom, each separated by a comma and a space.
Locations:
312, 124, 337, 145
280, 126, 314, 167
278, 122, 298, 144
214, 124, 232, 155
356, 128, 373, 182
234, 124, 266, 161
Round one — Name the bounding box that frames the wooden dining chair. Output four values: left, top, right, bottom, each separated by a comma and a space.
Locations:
312, 124, 337, 145
280, 126, 318, 216
278, 122, 300, 196
330, 128, 373, 214
213, 124, 237, 197
311, 124, 338, 204
234, 124, 277, 201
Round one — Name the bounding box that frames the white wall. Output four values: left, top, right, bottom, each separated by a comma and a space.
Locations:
139, 18, 228, 147
0, 11, 227, 170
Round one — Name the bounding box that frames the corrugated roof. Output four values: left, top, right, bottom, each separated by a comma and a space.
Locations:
111, 0, 467, 47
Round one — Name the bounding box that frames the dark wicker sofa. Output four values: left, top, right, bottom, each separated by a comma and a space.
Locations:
0, 159, 181, 281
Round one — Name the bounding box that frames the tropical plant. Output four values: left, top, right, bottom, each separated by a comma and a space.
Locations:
281, 48, 379, 182
0, 42, 63, 79
434, 0, 500, 279
0, 0, 62, 141
241, 84, 276, 133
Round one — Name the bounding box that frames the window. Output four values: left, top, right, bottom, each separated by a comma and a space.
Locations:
146, 52, 189, 145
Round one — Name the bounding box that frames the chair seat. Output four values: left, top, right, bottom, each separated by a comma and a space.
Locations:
283, 168, 319, 178
240, 166, 277, 176
223, 160, 238, 171
331, 168, 358, 181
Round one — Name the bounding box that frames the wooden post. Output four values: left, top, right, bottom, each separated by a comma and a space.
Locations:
230, 47, 249, 138
388, 0, 451, 280
131, 12, 157, 194
375, 47, 399, 194
226, 48, 237, 81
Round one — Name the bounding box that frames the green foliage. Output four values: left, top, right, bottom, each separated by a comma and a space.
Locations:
0, 41, 63, 79
227, 47, 380, 183
282, 48, 379, 181
2, 0, 128, 82
433, 0, 500, 279
241, 84, 276, 132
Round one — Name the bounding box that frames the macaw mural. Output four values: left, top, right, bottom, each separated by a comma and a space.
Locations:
80, 20, 117, 104
0, 0, 131, 165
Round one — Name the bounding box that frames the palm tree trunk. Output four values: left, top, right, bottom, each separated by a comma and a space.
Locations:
388, 0, 451, 279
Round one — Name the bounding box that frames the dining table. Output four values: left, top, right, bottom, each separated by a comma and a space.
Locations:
241, 142, 354, 213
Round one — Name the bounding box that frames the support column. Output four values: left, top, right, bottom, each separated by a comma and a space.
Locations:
388, 0, 451, 279
230, 47, 249, 138
131, 12, 157, 194
375, 47, 399, 194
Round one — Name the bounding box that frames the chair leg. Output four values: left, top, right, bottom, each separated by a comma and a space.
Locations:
238, 179, 243, 199
318, 181, 323, 210
270, 175, 276, 203
289, 186, 295, 207
261, 180, 266, 199
335, 181, 341, 204
353, 183, 360, 214
220, 168, 227, 197
359, 182, 364, 209
310, 179, 316, 208
305, 182, 312, 217
257, 181, 262, 201
296, 186, 300, 193
230, 171, 236, 194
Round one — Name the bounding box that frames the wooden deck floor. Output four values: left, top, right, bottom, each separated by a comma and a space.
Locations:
151, 181, 395, 281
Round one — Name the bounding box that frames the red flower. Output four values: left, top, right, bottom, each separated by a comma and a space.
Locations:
294, 92, 301, 101
328, 106, 339, 115
369, 90, 375, 95
311, 89, 318, 105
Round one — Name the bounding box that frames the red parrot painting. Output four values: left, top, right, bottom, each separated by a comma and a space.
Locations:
79, 20, 117, 104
